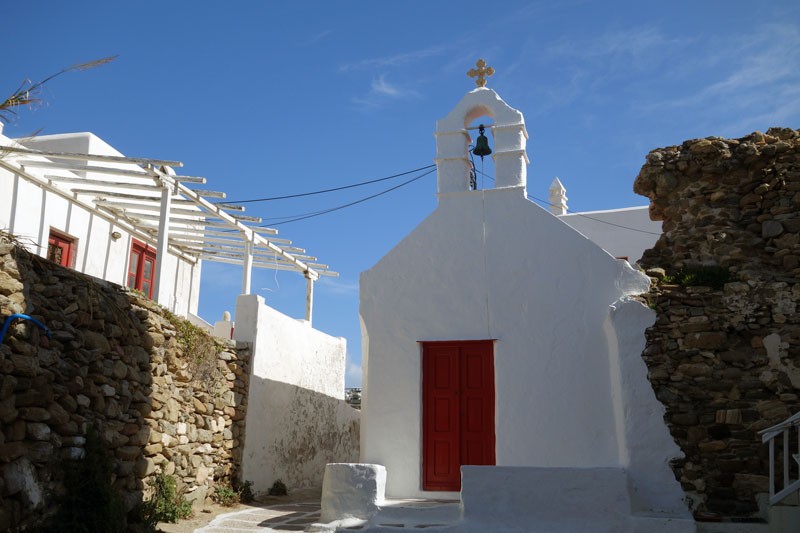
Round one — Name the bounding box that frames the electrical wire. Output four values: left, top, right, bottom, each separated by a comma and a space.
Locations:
263, 167, 436, 226
529, 194, 662, 235
227, 164, 436, 203
472, 168, 660, 236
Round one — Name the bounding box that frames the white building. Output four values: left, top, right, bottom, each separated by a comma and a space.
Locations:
0, 126, 335, 323
549, 176, 661, 264
357, 81, 692, 530
1, 124, 357, 493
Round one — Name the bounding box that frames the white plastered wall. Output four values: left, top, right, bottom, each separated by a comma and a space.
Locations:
236, 295, 359, 493
0, 131, 201, 317
359, 87, 687, 518
559, 206, 661, 264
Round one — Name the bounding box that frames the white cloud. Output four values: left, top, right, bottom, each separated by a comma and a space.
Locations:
307, 29, 333, 45
339, 45, 446, 72
635, 22, 800, 132
318, 277, 358, 295
351, 74, 421, 110
346, 359, 362, 388
546, 26, 688, 65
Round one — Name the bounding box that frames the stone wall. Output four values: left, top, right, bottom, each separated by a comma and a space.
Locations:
0, 232, 249, 530
633, 127, 800, 518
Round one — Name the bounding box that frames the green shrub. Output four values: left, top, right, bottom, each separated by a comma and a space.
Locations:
212, 484, 239, 507
141, 472, 193, 525
268, 479, 287, 496
662, 266, 731, 289
238, 480, 254, 503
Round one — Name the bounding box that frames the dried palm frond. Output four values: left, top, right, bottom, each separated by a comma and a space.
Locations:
0, 55, 118, 124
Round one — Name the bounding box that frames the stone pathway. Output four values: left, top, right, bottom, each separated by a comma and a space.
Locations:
195, 502, 322, 532
193, 499, 461, 532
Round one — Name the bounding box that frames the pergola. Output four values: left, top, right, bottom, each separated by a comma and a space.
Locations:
0, 144, 337, 323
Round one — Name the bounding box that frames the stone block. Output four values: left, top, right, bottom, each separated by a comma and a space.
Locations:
320, 463, 386, 522
1, 457, 43, 509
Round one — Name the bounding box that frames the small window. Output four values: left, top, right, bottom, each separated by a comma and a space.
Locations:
128, 239, 157, 299
47, 229, 76, 267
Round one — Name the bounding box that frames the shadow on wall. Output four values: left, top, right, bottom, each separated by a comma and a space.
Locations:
243, 376, 359, 495
0, 242, 155, 529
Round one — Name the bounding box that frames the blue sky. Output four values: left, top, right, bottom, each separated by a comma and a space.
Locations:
4, 1, 799, 386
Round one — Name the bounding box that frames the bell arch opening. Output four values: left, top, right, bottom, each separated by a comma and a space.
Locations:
467, 114, 496, 191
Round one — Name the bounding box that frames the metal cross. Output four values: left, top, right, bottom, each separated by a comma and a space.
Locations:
467, 59, 495, 88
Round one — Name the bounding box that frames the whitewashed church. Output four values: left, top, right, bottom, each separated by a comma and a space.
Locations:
350, 63, 694, 531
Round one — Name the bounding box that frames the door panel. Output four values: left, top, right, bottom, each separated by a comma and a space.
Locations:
423, 345, 460, 490
422, 341, 494, 491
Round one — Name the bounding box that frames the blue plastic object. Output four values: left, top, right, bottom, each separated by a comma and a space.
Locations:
0, 313, 52, 343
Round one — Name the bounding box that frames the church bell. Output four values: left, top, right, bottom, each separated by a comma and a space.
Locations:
472, 124, 492, 158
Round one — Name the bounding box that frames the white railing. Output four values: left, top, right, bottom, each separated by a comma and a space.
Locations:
759, 411, 800, 505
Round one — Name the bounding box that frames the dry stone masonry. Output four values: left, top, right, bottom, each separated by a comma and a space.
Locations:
0, 233, 250, 530
634, 127, 800, 519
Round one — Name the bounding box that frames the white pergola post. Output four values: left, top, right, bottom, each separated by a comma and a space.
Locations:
305, 272, 314, 324
241, 235, 254, 295
153, 177, 173, 306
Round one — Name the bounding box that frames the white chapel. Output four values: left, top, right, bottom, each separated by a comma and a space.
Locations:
353, 61, 694, 531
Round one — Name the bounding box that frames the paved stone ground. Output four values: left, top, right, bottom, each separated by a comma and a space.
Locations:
195, 502, 322, 532
193, 499, 461, 532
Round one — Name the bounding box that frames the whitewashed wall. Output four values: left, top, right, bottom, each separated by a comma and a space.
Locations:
0, 131, 201, 316
558, 206, 661, 264
235, 294, 359, 493
360, 188, 656, 498
359, 87, 687, 521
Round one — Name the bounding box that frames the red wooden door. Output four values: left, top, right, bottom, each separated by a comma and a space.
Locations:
422, 341, 495, 491
127, 240, 157, 299
47, 230, 75, 267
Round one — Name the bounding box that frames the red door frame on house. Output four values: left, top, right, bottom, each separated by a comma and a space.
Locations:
47, 229, 75, 268
421, 340, 495, 491
127, 239, 157, 299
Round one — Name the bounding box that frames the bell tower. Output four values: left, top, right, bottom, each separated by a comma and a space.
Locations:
434, 60, 529, 196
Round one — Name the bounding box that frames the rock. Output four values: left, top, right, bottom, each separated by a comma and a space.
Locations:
0, 270, 24, 295
2, 457, 43, 509
83, 331, 111, 352
111, 360, 129, 379
144, 443, 163, 456
26, 442, 53, 463
135, 457, 157, 478
0, 442, 27, 461
19, 407, 50, 422
184, 485, 208, 505
26, 422, 51, 441
762, 220, 784, 238
192, 398, 207, 414
0, 397, 18, 423
684, 331, 727, 350
698, 440, 727, 452
10, 354, 38, 376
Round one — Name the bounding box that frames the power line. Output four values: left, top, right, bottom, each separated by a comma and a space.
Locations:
264, 167, 436, 226
474, 168, 659, 236
528, 194, 662, 235
227, 164, 436, 203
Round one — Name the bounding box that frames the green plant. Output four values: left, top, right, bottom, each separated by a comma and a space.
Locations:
238, 480, 255, 503
46, 427, 127, 532
212, 484, 239, 507
141, 471, 193, 525
164, 310, 221, 364
268, 479, 288, 496
662, 266, 731, 290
